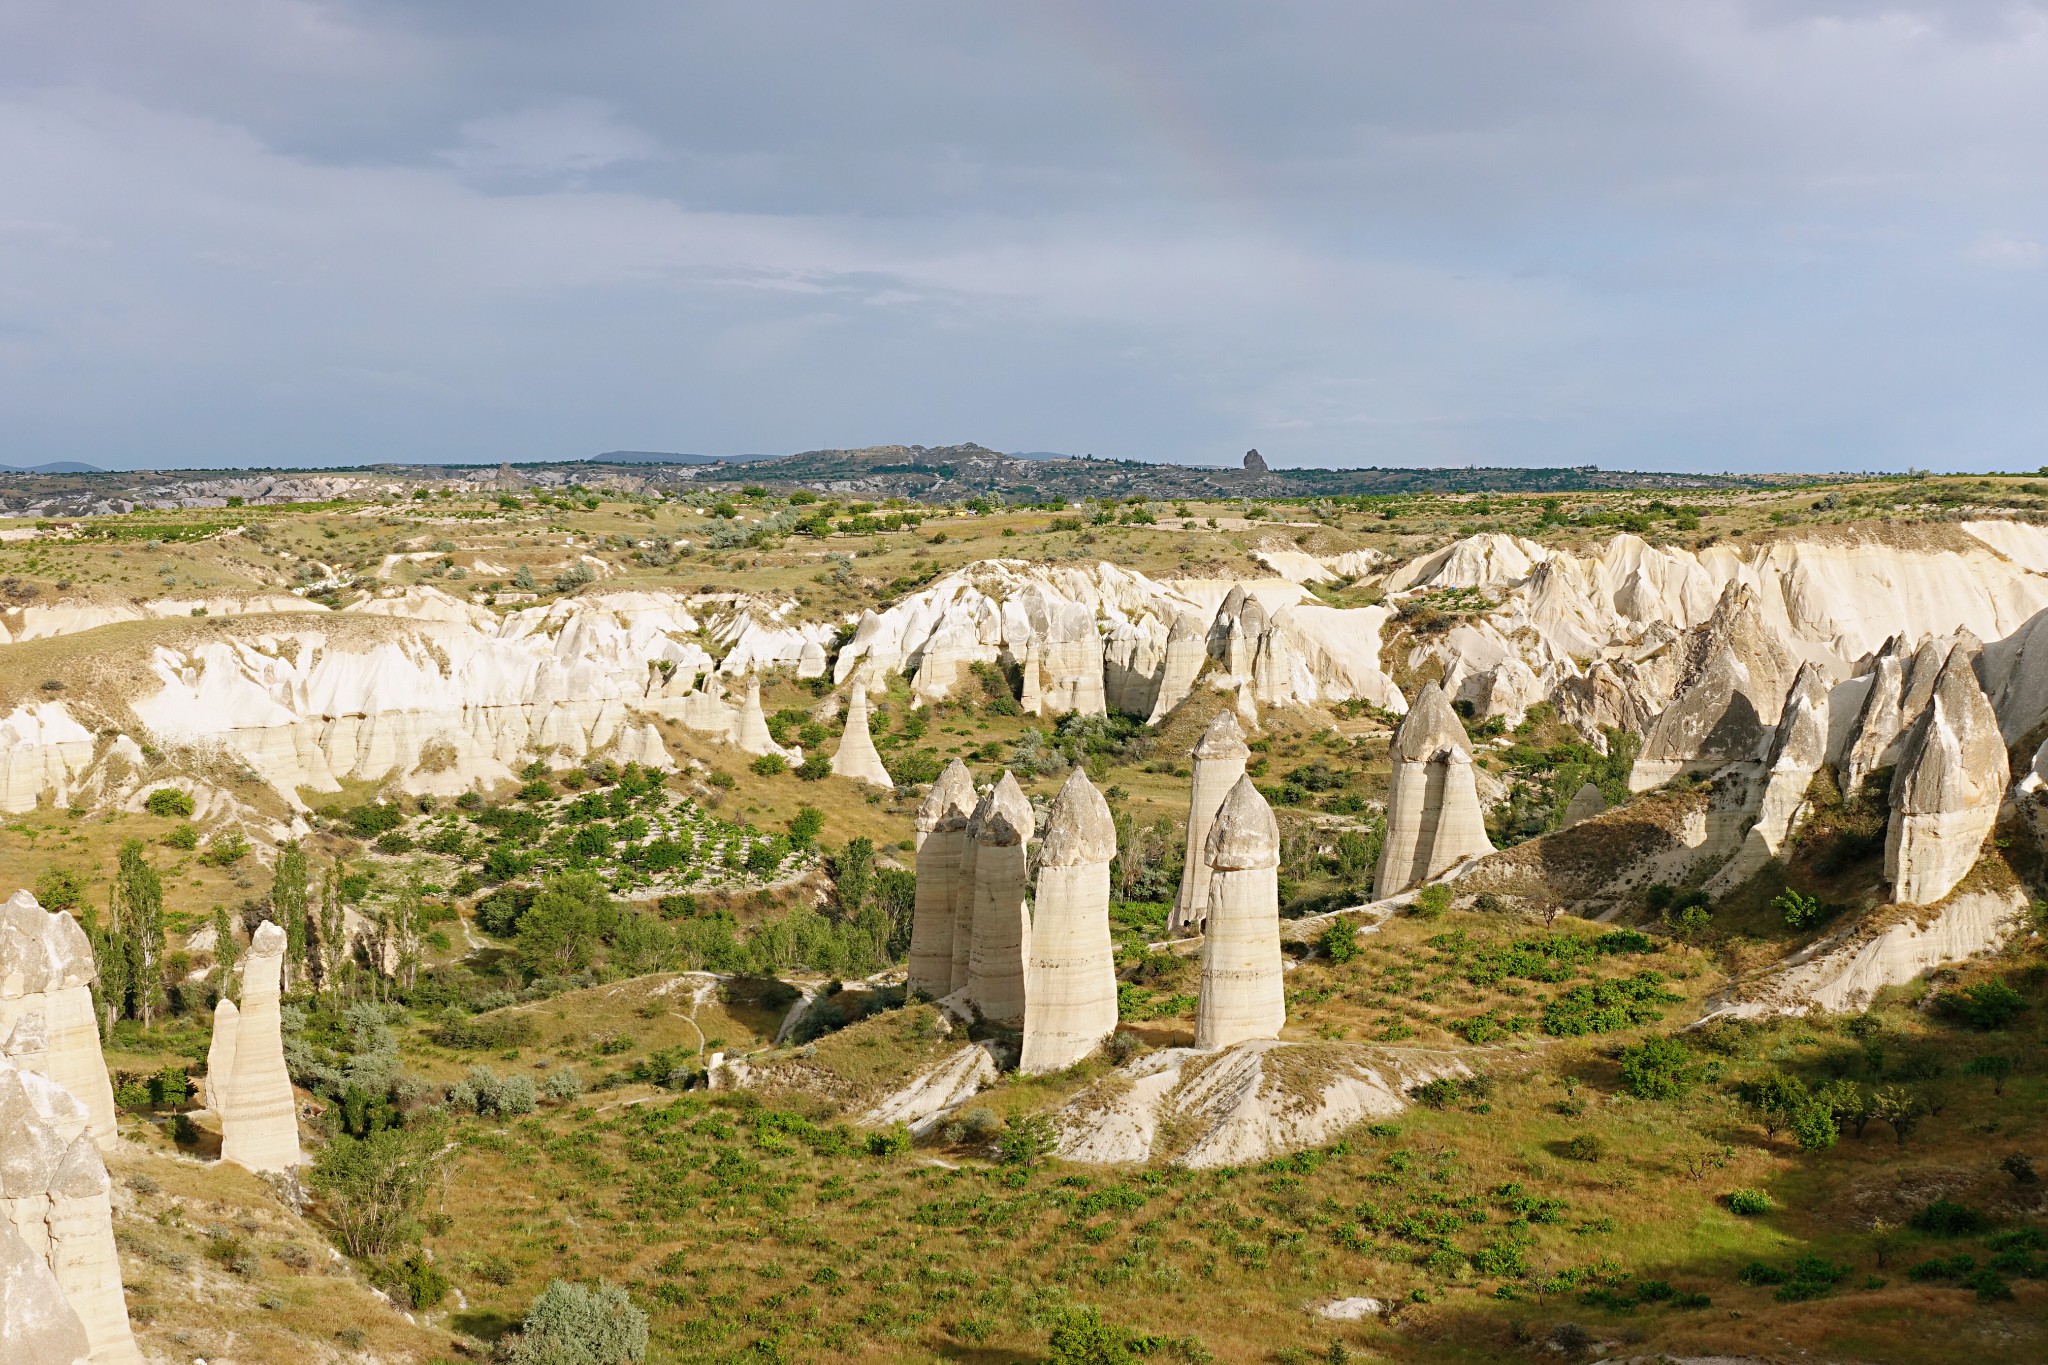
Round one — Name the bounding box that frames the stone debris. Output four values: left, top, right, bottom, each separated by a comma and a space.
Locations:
965, 774, 1034, 1027
210, 921, 304, 1173
828, 686, 893, 789
0, 893, 117, 1151
1169, 712, 1250, 935
1886, 644, 2009, 906
906, 761, 976, 997
1194, 777, 1286, 1051
1020, 771, 1119, 1075
0, 1055, 140, 1364
1373, 682, 1494, 898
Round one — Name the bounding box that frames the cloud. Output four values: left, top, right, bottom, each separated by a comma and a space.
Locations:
1968, 233, 2045, 269
442, 98, 662, 178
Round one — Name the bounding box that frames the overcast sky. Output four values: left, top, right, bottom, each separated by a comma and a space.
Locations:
3, 2, 2046, 472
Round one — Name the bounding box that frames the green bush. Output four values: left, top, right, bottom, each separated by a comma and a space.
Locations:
865, 1124, 913, 1157
164, 823, 200, 850
501, 1279, 649, 1365
1412, 884, 1452, 919
1774, 886, 1824, 930
428, 1014, 539, 1051
796, 752, 831, 780
1726, 1188, 1773, 1216
1910, 1199, 1988, 1237
997, 1114, 1058, 1167
1617, 1035, 1693, 1101
1952, 980, 2025, 1030
343, 802, 404, 837
145, 787, 195, 818
1318, 920, 1358, 963
750, 753, 786, 778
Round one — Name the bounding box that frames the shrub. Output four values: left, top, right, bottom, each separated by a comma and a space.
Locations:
750, 753, 786, 778
865, 1124, 913, 1157
1318, 920, 1359, 963
1044, 1305, 1181, 1365
997, 1114, 1058, 1167
306, 1122, 448, 1258
145, 788, 195, 818
500, 1279, 649, 1365
343, 802, 404, 838
428, 1014, 539, 1051
796, 752, 831, 781
1774, 886, 1824, 930
943, 1106, 1004, 1145
1412, 885, 1452, 919
1617, 1035, 1693, 1101
1952, 980, 2025, 1030
2001, 1153, 2038, 1185
382, 1248, 449, 1309
541, 1068, 584, 1103
200, 832, 250, 866
1726, 1188, 1773, 1216
164, 823, 199, 850
32, 867, 87, 912
1564, 1134, 1602, 1163
1910, 1199, 1987, 1237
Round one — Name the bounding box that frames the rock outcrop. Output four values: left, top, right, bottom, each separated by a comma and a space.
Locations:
1560, 782, 1606, 829
965, 774, 1034, 1026
211, 921, 303, 1173
0, 892, 117, 1151
1373, 682, 1495, 898
951, 786, 992, 994
1839, 634, 1906, 796
907, 761, 976, 997
1885, 645, 2009, 906
1020, 771, 1119, 1075
0, 1221, 90, 1364
1708, 662, 1832, 894
1194, 778, 1286, 1051
1146, 612, 1208, 723
1630, 583, 1799, 791
0, 1056, 141, 1364
828, 686, 892, 789
731, 674, 787, 760
1170, 711, 1250, 935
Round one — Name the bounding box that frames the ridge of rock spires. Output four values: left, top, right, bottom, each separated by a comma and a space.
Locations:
1560, 782, 1607, 829
1841, 634, 1906, 796
1373, 681, 1495, 899
966, 773, 1034, 1026
1885, 644, 2010, 906
1146, 611, 1207, 723
1709, 661, 1832, 895
731, 673, 787, 759
0, 1054, 142, 1364
1169, 712, 1250, 934
213, 921, 303, 1173
907, 760, 976, 997
1020, 770, 1120, 1075
1225, 596, 1268, 679
1630, 582, 1799, 792
1, 1220, 91, 1364
1194, 777, 1286, 1050
828, 686, 893, 789
0, 891, 118, 1150
951, 786, 994, 994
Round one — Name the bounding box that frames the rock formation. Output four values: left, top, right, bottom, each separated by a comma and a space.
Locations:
0, 1222, 90, 1364
1840, 634, 1906, 796
951, 786, 993, 994
1194, 777, 1286, 1050
965, 773, 1034, 1026
1038, 604, 1107, 716
906, 761, 976, 997
1146, 611, 1207, 723
1560, 782, 1606, 829
1017, 639, 1044, 716
796, 638, 827, 679
1630, 583, 1799, 791
0, 892, 117, 1151
211, 921, 303, 1173
1885, 645, 2009, 906
1021, 770, 1120, 1075
731, 674, 786, 759
1374, 682, 1495, 899
1709, 661, 1831, 894
828, 686, 892, 789
1170, 712, 1249, 934
0, 1055, 141, 1364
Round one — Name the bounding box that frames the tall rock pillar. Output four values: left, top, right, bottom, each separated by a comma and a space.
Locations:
1146, 611, 1207, 724
214, 922, 303, 1173
829, 686, 894, 789
966, 773, 1034, 1026
907, 761, 976, 997
1373, 681, 1495, 899
1021, 771, 1119, 1074
1885, 645, 2009, 906
1169, 712, 1249, 935
951, 786, 992, 994
1194, 777, 1286, 1050
0, 890, 119, 1151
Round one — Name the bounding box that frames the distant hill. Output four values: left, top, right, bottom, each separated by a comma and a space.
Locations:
0, 461, 101, 473
590, 450, 780, 465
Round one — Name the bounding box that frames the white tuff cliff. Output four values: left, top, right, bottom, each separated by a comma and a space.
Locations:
0, 892, 118, 1151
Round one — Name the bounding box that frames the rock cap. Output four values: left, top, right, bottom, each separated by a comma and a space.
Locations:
1204, 775, 1279, 871
917, 759, 978, 833
1192, 710, 1249, 763
1390, 681, 1470, 763
979, 772, 1035, 847
1039, 769, 1117, 868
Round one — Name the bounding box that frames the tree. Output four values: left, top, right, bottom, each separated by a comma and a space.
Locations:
1873, 1086, 1924, 1148
500, 1280, 648, 1365
1953, 981, 2025, 1030
831, 838, 875, 919
1967, 1054, 2015, 1096
515, 873, 614, 977
307, 1120, 447, 1259
212, 904, 239, 1003
33, 866, 87, 912
1821, 1079, 1875, 1138
1742, 1070, 1811, 1142
1618, 1035, 1693, 1101
1319, 920, 1359, 964
113, 840, 164, 1025
317, 861, 348, 998
271, 840, 311, 991
786, 806, 825, 849
81, 903, 127, 1041
391, 869, 427, 992
1774, 886, 1823, 930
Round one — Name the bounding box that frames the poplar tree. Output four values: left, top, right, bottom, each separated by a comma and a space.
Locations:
271, 840, 311, 991
212, 903, 240, 1003
113, 839, 164, 1026
319, 861, 349, 998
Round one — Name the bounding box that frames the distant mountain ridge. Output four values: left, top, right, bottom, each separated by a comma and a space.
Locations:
0, 461, 102, 473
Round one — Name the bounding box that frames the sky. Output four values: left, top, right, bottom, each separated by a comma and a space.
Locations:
2, 2, 2047, 473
